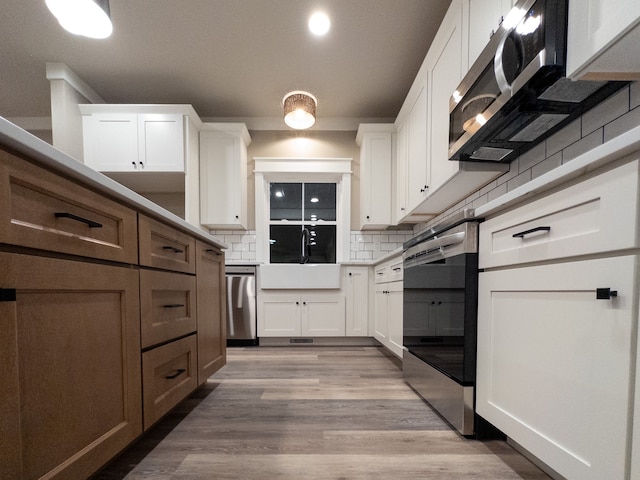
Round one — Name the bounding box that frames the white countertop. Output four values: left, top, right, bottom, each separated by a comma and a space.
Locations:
475, 124, 640, 218
0, 117, 227, 250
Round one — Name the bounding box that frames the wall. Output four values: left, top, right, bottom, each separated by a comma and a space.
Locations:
414, 81, 640, 234
211, 129, 413, 263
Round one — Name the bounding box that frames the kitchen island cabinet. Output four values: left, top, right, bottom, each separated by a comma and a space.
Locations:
0, 118, 226, 480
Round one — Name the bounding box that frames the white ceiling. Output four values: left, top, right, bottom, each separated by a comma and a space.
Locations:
0, 0, 452, 129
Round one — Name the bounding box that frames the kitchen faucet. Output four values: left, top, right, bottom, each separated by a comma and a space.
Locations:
300, 227, 311, 264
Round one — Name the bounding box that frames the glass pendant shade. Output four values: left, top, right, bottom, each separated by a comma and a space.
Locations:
46, 0, 113, 39
283, 91, 317, 129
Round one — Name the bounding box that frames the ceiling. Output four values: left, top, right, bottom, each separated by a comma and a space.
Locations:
0, 0, 452, 129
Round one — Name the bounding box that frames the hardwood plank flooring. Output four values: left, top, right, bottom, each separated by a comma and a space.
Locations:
94, 346, 551, 480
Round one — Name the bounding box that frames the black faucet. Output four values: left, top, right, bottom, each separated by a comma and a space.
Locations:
300, 227, 311, 264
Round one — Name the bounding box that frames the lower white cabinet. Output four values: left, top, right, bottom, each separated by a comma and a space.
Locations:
374, 281, 403, 358
344, 266, 369, 336
257, 292, 345, 337
477, 256, 636, 480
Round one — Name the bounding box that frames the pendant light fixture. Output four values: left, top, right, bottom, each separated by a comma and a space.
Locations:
282, 91, 317, 130
45, 0, 113, 39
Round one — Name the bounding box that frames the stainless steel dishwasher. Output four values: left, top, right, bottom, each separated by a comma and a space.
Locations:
225, 265, 258, 346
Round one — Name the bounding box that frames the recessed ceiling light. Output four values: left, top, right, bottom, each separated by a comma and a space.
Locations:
308, 11, 330, 36
310, 197, 319, 203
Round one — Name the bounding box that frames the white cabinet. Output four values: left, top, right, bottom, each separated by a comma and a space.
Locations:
356, 124, 394, 230
394, 0, 507, 223
81, 109, 186, 173
477, 257, 635, 480
567, 0, 640, 80
200, 123, 251, 230
468, 0, 515, 68
257, 292, 345, 337
344, 266, 369, 336
476, 159, 640, 480
373, 256, 404, 358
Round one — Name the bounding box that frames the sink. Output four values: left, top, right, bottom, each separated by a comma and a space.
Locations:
259, 264, 341, 289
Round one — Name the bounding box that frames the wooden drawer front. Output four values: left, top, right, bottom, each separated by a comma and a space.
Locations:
140, 269, 197, 348
374, 264, 388, 284
139, 214, 196, 274
0, 151, 138, 264
479, 160, 640, 269
374, 256, 403, 283
142, 335, 197, 430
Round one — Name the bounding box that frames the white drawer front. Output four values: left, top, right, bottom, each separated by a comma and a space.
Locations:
480, 160, 639, 268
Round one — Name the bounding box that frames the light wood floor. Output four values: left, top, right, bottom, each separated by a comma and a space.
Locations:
94, 346, 551, 479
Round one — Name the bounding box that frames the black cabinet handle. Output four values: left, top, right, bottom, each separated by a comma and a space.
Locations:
165, 368, 186, 379
596, 288, 618, 300
205, 249, 222, 255
163, 304, 185, 308
512, 226, 551, 238
55, 212, 103, 228
163, 246, 184, 253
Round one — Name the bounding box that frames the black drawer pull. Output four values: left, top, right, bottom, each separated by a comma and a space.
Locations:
162, 246, 184, 253
596, 288, 618, 300
55, 212, 103, 228
205, 249, 222, 255
165, 368, 186, 379
163, 304, 185, 308
512, 226, 551, 238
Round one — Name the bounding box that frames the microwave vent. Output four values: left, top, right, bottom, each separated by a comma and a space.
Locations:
509, 113, 569, 142
538, 78, 609, 103
469, 146, 513, 161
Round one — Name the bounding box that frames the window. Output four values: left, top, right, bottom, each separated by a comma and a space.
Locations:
269, 182, 336, 263
254, 158, 352, 264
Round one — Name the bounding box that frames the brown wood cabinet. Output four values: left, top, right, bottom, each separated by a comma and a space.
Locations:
196, 240, 226, 384
0, 140, 226, 480
0, 252, 142, 480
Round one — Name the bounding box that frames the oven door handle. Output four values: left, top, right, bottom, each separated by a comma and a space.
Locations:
404, 231, 466, 260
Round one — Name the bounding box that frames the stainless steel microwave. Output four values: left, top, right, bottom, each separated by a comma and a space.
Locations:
448, 0, 627, 163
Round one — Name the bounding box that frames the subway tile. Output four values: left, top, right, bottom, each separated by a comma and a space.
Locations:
546, 118, 581, 157
532, 152, 562, 179
388, 234, 407, 242
356, 251, 373, 260
582, 86, 630, 136
507, 169, 532, 191
604, 106, 640, 142
562, 129, 603, 163
487, 182, 508, 202
472, 194, 489, 209
518, 142, 546, 172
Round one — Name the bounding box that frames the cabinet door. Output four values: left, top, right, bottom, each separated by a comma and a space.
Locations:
302, 294, 346, 336
195, 242, 226, 384
82, 113, 139, 172
359, 131, 392, 229
477, 256, 635, 480
567, 0, 640, 79
374, 284, 389, 342
407, 85, 429, 211
468, 0, 503, 67
0, 252, 142, 480
345, 267, 369, 336
395, 120, 409, 222
257, 294, 301, 336
200, 129, 248, 230
428, 0, 465, 193
386, 282, 404, 358
138, 114, 185, 172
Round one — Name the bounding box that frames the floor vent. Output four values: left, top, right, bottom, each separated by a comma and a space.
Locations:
290, 338, 314, 344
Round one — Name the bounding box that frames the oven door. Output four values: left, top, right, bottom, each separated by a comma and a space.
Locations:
403, 251, 478, 385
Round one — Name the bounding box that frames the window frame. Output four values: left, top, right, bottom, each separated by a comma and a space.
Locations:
254, 158, 352, 264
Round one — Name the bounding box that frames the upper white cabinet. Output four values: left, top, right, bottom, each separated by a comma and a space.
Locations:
567, 0, 640, 80
394, 0, 507, 223
356, 124, 394, 230
199, 123, 251, 230
80, 105, 196, 174
468, 0, 515, 67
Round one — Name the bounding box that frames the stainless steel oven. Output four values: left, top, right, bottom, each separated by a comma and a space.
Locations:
403, 209, 479, 436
